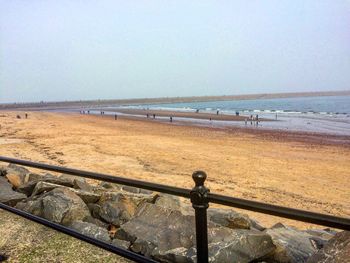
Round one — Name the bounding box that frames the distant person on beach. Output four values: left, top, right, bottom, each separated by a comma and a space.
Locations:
153, 114, 155, 119
146, 113, 149, 118
87, 110, 90, 114
25, 113, 28, 119
236, 111, 239, 116
245, 118, 247, 125
216, 110, 219, 115
115, 114, 118, 120
170, 116, 173, 122
196, 109, 199, 113
275, 113, 278, 120
250, 115, 253, 125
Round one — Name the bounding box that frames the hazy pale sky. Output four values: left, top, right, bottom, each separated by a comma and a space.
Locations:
1, 1, 350, 103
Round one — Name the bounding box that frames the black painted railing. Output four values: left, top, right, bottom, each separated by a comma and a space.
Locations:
0, 156, 349, 263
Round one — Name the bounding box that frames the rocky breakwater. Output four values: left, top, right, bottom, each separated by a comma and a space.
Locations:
0, 163, 349, 263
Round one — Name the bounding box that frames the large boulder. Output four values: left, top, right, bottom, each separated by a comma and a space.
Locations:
69, 220, 110, 242
0, 176, 26, 206
98, 193, 137, 226
117, 203, 195, 257
4, 164, 30, 188
116, 203, 275, 262
154, 194, 182, 210
59, 174, 93, 192
264, 224, 323, 263
207, 229, 275, 263
17, 173, 75, 196
31, 181, 100, 204
16, 188, 90, 226
208, 208, 253, 230
306, 231, 350, 263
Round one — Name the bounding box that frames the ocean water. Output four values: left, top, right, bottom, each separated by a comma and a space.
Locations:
113, 95, 350, 135
126, 96, 350, 115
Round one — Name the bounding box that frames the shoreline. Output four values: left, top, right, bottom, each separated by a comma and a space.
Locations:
74, 110, 350, 144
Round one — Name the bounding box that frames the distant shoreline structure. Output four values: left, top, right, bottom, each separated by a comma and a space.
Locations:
1, 90, 350, 110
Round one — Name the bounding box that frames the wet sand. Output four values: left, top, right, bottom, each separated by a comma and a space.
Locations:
0, 111, 349, 228
94, 108, 271, 121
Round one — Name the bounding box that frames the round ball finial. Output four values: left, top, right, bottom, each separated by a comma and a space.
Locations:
192, 171, 207, 186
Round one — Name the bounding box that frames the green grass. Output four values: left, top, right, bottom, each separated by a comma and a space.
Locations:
0, 210, 131, 263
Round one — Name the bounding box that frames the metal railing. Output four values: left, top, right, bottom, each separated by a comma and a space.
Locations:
0, 156, 349, 263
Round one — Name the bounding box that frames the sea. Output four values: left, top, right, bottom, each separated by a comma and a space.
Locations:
106, 95, 350, 136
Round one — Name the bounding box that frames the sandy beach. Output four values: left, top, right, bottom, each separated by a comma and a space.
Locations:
0, 111, 349, 229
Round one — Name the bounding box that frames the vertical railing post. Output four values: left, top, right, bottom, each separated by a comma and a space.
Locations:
190, 171, 209, 263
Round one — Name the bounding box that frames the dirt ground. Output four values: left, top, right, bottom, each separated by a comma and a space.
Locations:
0, 111, 349, 229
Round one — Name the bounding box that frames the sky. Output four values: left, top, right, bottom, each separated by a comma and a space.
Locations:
0, 1, 350, 103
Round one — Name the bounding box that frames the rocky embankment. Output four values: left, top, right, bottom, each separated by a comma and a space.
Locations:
0, 164, 349, 263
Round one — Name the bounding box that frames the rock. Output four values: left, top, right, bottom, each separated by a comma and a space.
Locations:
7, 163, 29, 175
120, 185, 153, 195
16, 188, 90, 226
31, 181, 100, 204
207, 229, 275, 263
41, 173, 75, 187
16, 173, 75, 196
305, 228, 337, 241
99, 182, 122, 190
116, 203, 275, 262
24, 172, 42, 183
41, 188, 90, 225
16, 181, 39, 196
88, 203, 102, 219
70, 220, 110, 242
306, 231, 350, 263
73, 179, 93, 191
31, 181, 63, 196
207, 208, 252, 230
112, 239, 131, 250
155, 194, 182, 210
5, 165, 30, 188
0, 176, 26, 206
59, 174, 93, 191
122, 192, 159, 207
98, 193, 137, 226
121, 185, 141, 194
265, 225, 321, 263
83, 216, 109, 229
99, 182, 114, 189
155, 247, 196, 263
115, 203, 196, 254
74, 189, 100, 204
0, 165, 7, 176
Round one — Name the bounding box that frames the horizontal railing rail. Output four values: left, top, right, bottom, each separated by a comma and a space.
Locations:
1, 156, 350, 262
